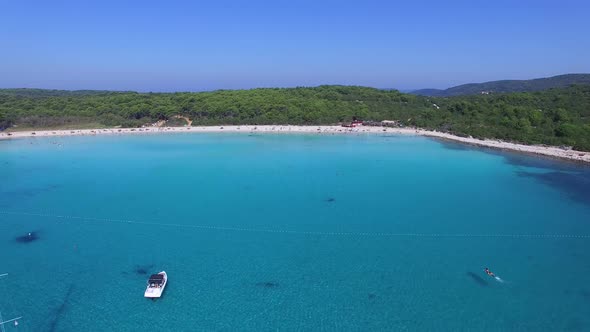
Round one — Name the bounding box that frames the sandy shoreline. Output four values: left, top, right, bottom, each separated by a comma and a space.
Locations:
1, 125, 589, 163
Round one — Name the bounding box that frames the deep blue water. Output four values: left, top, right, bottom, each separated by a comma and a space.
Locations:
1, 133, 590, 331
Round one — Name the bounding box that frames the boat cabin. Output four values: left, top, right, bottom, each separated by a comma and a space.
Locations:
148, 274, 165, 288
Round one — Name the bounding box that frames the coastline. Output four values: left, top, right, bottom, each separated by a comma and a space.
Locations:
1, 125, 589, 163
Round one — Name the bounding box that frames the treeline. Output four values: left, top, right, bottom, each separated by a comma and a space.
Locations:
0, 86, 426, 129
1, 85, 590, 150
416, 85, 590, 150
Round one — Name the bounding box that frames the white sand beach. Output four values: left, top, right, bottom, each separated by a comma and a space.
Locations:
1, 125, 589, 163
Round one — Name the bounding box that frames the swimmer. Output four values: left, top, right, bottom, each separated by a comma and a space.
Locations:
484, 267, 495, 278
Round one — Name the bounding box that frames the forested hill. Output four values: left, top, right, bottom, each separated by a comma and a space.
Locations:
1, 85, 590, 151
411, 74, 590, 97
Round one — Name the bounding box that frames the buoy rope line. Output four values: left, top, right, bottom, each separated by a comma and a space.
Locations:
1, 210, 590, 239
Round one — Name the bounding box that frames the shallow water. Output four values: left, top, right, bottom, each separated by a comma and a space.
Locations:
1, 133, 590, 331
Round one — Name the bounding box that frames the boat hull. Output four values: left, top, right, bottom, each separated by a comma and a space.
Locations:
144, 271, 167, 298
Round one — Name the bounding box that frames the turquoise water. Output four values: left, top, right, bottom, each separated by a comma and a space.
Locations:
1, 133, 590, 331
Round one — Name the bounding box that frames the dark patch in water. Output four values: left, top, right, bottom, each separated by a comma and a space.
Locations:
502, 153, 589, 171
48, 284, 74, 332
15, 231, 39, 243
516, 171, 590, 205
2, 184, 61, 199
3, 189, 36, 198
466, 272, 488, 287
438, 141, 476, 152
325, 197, 336, 203
438, 138, 590, 172
256, 281, 279, 288
580, 289, 590, 300
565, 318, 586, 331
134, 264, 154, 275
368, 293, 376, 299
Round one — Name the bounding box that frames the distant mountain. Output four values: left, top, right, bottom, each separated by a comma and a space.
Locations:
411, 74, 590, 97
0, 88, 132, 98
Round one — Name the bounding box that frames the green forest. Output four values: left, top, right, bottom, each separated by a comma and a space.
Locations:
1, 85, 590, 150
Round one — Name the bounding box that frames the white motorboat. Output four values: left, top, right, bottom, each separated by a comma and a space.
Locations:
144, 271, 167, 298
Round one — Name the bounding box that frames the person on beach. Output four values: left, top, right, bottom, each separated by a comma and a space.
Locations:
484, 267, 495, 277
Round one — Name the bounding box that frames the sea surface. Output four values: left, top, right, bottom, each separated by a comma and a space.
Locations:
1, 133, 590, 331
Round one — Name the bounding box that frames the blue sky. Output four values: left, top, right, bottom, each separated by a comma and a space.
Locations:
1, 0, 589, 91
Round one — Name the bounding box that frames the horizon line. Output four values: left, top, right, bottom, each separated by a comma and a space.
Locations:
1, 72, 588, 94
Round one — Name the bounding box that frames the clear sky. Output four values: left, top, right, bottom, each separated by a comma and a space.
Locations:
1, 0, 589, 91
